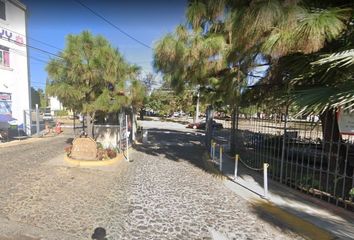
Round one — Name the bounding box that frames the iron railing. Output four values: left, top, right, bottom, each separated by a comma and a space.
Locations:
209, 112, 354, 211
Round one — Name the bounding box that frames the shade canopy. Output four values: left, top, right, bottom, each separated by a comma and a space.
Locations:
0, 114, 16, 123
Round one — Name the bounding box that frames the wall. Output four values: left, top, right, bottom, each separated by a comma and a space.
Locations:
49, 96, 63, 112
0, 0, 29, 130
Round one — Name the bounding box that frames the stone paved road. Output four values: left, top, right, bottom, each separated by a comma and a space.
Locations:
0, 121, 302, 239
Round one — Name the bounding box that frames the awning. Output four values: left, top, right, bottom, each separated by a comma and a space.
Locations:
0, 114, 16, 123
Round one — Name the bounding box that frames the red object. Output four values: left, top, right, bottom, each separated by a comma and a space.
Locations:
55, 121, 62, 134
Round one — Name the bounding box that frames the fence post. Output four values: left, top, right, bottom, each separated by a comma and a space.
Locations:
219, 146, 223, 171
263, 163, 269, 199
212, 142, 216, 161
280, 106, 288, 183
234, 154, 239, 180
35, 104, 40, 135
210, 140, 213, 158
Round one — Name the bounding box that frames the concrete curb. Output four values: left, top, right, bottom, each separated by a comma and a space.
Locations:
64, 153, 124, 167
204, 150, 335, 240
251, 199, 334, 240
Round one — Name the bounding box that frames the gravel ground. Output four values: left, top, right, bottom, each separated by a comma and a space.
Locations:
0, 121, 302, 239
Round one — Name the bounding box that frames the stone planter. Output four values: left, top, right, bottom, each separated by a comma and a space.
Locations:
64, 152, 124, 167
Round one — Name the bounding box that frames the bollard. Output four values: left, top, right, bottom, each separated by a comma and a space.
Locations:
234, 154, 239, 180
219, 146, 223, 171
142, 129, 148, 144
263, 163, 269, 199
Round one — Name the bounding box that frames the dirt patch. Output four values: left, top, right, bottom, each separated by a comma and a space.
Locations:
0, 236, 40, 240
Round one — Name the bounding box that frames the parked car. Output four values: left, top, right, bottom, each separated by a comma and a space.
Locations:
43, 113, 53, 121
172, 112, 180, 117
186, 120, 223, 130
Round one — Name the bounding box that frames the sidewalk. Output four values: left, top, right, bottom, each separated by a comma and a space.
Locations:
210, 144, 354, 240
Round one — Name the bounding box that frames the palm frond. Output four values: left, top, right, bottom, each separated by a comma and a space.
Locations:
186, 1, 207, 30
313, 48, 354, 68
294, 7, 352, 53
290, 83, 354, 115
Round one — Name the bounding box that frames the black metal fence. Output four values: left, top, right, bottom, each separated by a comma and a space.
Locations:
209, 109, 354, 211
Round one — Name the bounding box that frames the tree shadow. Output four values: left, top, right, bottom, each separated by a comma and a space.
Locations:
133, 128, 219, 175
65, 138, 74, 144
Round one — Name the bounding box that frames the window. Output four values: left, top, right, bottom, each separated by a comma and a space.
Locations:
0, 45, 9, 67
0, 1, 5, 21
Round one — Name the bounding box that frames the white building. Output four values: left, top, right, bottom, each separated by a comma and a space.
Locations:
49, 96, 63, 113
0, 0, 30, 132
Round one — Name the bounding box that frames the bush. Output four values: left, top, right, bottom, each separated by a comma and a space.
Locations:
97, 149, 106, 160
55, 110, 68, 116
350, 188, 354, 199
64, 145, 72, 156
106, 148, 117, 159
96, 142, 103, 149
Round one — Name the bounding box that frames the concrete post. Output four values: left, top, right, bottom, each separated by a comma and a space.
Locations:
142, 129, 148, 143
35, 104, 40, 135
263, 163, 269, 199
195, 90, 200, 123
234, 154, 239, 180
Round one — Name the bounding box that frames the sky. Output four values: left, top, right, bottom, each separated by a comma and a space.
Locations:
21, 0, 187, 90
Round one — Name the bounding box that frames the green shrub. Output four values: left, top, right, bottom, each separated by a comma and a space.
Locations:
96, 142, 103, 149
349, 188, 354, 199
55, 110, 68, 116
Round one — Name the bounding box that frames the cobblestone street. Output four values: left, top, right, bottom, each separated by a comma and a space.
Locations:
0, 122, 302, 239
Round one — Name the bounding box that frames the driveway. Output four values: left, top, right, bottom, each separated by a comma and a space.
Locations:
0, 121, 302, 239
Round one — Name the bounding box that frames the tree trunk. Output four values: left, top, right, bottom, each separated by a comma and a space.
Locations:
319, 109, 342, 171
319, 109, 354, 197
320, 109, 341, 144
140, 108, 145, 120
86, 113, 94, 138
230, 106, 238, 156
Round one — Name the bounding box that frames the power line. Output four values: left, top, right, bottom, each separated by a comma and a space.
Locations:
3, 37, 63, 59
0, 24, 62, 51
9, 47, 50, 63
74, 0, 152, 49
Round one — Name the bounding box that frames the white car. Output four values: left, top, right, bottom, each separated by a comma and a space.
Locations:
172, 112, 180, 117
43, 113, 53, 121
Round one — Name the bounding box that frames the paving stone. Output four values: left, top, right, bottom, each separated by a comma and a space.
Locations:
0, 124, 303, 239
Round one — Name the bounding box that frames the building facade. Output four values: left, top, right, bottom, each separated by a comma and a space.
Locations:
0, 0, 30, 132
49, 96, 63, 114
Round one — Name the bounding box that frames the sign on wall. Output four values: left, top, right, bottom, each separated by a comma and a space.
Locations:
0, 92, 11, 101
0, 28, 24, 46
337, 110, 354, 135
0, 92, 11, 114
